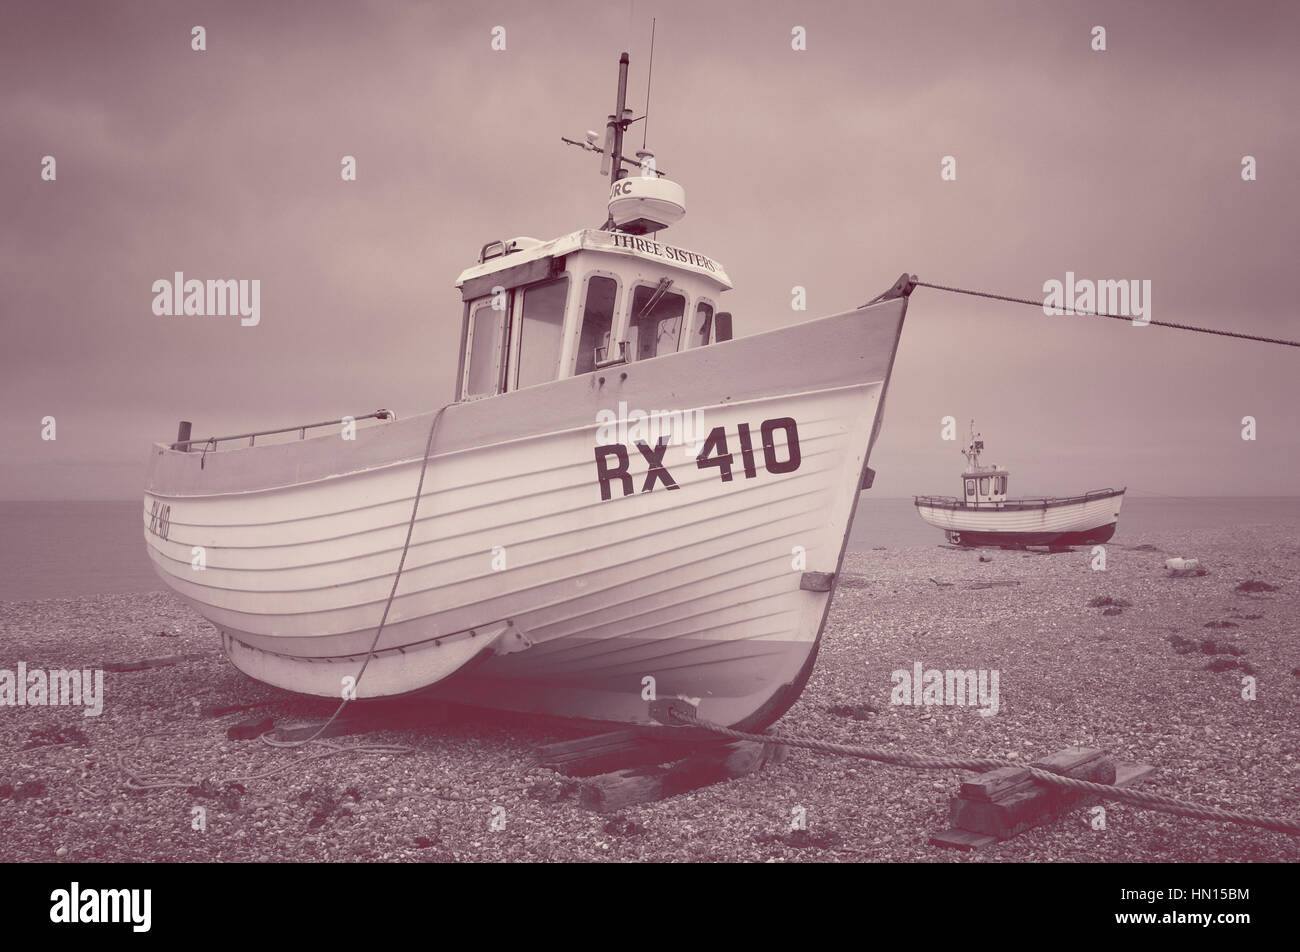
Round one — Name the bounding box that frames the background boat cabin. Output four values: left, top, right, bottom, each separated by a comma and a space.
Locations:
962, 468, 1010, 507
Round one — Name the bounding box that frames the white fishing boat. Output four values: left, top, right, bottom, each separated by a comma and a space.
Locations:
914, 421, 1125, 548
143, 52, 913, 731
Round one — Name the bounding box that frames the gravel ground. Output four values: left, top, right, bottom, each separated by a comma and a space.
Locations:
1, 526, 1297, 863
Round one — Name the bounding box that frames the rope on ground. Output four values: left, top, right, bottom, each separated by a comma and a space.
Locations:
912, 279, 1300, 349
669, 710, 1300, 836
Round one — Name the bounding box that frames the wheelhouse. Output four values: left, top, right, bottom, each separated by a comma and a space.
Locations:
961, 468, 1009, 506
453, 229, 733, 401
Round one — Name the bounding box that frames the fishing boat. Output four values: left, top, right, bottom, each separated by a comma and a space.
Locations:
913, 421, 1125, 547
142, 52, 913, 731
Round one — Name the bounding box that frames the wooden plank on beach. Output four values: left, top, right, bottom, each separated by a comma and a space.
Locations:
537, 729, 696, 777
936, 747, 1155, 847
959, 748, 1108, 801
951, 748, 1117, 839
578, 740, 786, 812
537, 727, 735, 776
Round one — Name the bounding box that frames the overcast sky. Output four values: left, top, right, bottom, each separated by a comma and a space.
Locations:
2, 0, 1298, 499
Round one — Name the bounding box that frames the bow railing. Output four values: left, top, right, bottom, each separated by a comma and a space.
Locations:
170, 410, 396, 451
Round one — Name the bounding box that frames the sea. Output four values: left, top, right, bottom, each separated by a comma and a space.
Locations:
2, 496, 1299, 602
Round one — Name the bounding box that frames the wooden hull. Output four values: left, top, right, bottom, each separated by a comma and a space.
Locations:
144, 298, 908, 730
914, 489, 1125, 548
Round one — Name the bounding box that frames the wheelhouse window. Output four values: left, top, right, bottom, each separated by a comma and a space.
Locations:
996, 476, 1007, 494
965, 479, 975, 497
686, 301, 714, 349
628, 283, 686, 360
980, 477, 990, 495
464, 300, 506, 398
575, 275, 618, 375
514, 277, 569, 390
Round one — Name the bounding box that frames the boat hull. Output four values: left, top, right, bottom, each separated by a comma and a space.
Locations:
144, 296, 909, 730
914, 489, 1125, 548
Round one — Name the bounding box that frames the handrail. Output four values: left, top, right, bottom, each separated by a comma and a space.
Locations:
170, 409, 396, 451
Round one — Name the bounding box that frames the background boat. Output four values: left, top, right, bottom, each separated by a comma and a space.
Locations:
914, 488, 1125, 547
913, 420, 1124, 547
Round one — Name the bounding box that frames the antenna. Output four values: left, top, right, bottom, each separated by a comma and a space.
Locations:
642, 18, 656, 150
609, 52, 630, 186
558, 51, 668, 182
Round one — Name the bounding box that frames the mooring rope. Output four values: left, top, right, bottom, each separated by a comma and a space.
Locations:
115, 406, 450, 794
669, 709, 1300, 836
272, 403, 452, 748
913, 279, 1300, 349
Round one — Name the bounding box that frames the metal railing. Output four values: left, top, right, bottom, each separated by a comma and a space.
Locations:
170, 409, 395, 451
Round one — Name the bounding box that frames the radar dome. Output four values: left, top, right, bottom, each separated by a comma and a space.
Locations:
607, 176, 686, 234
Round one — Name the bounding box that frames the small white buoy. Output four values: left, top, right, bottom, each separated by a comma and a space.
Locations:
1165, 557, 1199, 571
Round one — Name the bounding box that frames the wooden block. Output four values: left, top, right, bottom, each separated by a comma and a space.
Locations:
950, 748, 1117, 839
959, 766, 1036, 802
1032, 747, 1115, 789
546, 741, 698, 777
1114, 762, 1157, 787
938, 757, 1155, 847
539, 728, 641, 761
959, 748, 1111, 802
538, 729, 644, 764
799, 572, 836, 592
579, 741, 783, 812
536, 728, 723, 776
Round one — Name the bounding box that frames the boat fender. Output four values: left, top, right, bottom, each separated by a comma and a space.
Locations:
799, 572, 835, 592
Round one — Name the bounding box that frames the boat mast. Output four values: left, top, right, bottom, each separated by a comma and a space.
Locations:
962, 419, 984, 471
608, 52, 631, 186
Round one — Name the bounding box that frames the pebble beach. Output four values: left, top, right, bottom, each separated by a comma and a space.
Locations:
1, 526, 1297, 863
